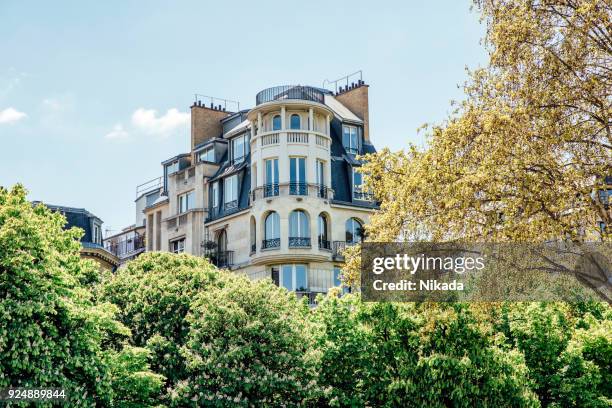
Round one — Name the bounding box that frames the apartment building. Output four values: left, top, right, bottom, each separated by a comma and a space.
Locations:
122, 80, 378, 300
34, 202, 119, 272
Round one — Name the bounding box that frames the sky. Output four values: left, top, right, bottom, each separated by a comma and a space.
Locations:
0, 0, 487, 235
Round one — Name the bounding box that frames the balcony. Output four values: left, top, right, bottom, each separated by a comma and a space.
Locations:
106, 234, 146, 257
251, 183, 333, 202
318, 238, 331, 250
289, 182, 308, 196
256, 130, 330, 149
289, 237, 311, 248
209, 251, 234, 268
262, 238, 280, 250
332, 241, 358, 260
295, 291, 326, 306
353, 190, 374, 201
256, 85, 326, 106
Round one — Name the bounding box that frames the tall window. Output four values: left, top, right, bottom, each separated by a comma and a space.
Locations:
211, 182, 219, 209
199, 147, 214, 163
353, 167, 363, 199
265, 158, 279, 197
250, 217, 256, 253
231, 134, 248, 163
342, 125, 358, 154
264, 211, 280, 249
272, 115, 281, 131
281, 264, 308, 291
289, 210, 310, 247
316, 160, 325, 186
224, 175, 238, 208
178, 191, 195, 213
318, 214, 329, 248
290, 157, 306, 195
290, 114, 301, 130
345, 218, 363, 244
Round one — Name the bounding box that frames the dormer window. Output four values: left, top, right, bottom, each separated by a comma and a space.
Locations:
199, 147, 214, 163
231, 134, 248, 163
342, 125, 359, 154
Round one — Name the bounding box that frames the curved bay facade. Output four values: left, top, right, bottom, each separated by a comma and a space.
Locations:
122, 82, 378, 303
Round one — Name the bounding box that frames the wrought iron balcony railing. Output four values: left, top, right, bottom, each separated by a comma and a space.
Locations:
251, 183, 332, 202
289, 237, 311, 248
262, 238, 281, 250
212, 250, 234, 268
289, 182, 308, 196
318, 238, 331, 250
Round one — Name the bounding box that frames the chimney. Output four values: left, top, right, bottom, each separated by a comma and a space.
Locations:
334, 82, 370, 141
190, 104, 230, 150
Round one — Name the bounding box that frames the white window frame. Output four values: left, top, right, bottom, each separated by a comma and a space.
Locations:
342, 125, 358, 153
199, 147, 214, 163
211, 182, 219, 209
224, 175, 238, 204
265, 158, 279, 185
231, 134, 248, 163
280, 264, 308, 291
178, 190, 195, 214
171, 238, 185, 254
316, 159, 325, 187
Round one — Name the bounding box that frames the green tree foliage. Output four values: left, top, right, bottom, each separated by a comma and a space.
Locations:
312, 295, 540, 407
173, 276, 319, 407
101, 252, 223, 387
0, 185, 162, 407
496, 303, 611, 407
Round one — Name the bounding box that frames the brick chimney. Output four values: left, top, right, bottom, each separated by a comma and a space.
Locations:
190, 103, 230, 150
334, 83, 370, 141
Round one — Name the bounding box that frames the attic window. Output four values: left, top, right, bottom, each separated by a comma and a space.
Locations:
342, 125, 359, 154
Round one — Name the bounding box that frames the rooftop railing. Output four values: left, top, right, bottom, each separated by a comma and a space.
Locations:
256, 85, 326, 106
136, 176, 163, 198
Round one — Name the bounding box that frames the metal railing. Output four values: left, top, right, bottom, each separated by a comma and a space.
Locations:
318, 238, 331, 250
136, 176, 163, 198
295, 291, 326, 305
289, 182, 308, 196
252, 183, 332, 202
264, 183, 279, 198
256, 85, 326, 106
211, 251, 234, 268
332, 241, 358, 259
262, 238, 281, 250
353, 190, 374, 201
106, 234, 145, 257
289, 237, 311, 248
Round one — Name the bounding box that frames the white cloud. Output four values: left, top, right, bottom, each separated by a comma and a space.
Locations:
104, 124, 130, 140
0, 107, 27, 124
131, 108, 189, 138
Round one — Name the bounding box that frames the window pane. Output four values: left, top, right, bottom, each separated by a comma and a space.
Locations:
289, 211, 298, 237
273, 115, 281, 131
295, 265, 307, 291
282, 265, 293, 290
290, 114, 300, 130
334, 267, 342, 287
298, 158, 306, 183
290, 158, 296, 182
300, 212, 309, 237
266, 212, 279, 239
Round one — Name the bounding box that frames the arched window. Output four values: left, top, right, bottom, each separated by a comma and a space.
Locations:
272, 115, 281, 131
290, 114, 301, 130
345, 218, 363, 244
289, 210, 310, 247
263, 211, 280, 249
318, 213, 329, 249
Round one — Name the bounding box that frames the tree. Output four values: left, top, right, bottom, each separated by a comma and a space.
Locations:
174, 276, 319, 407
351, 0, 610, 253
101, 252, 223, 389
0, 185, 162, 407
312, 295, 539, 407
